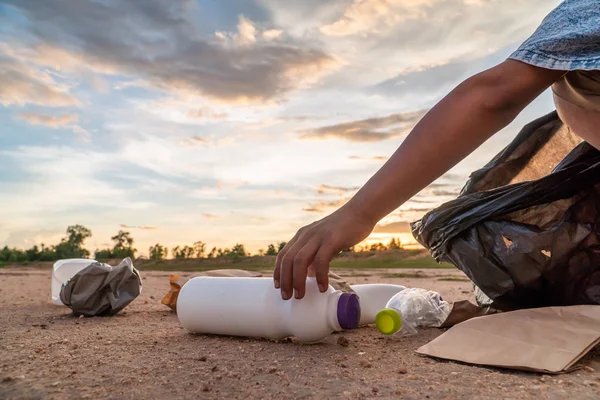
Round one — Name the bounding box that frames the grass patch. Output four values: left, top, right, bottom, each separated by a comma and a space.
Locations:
2, 251, 455, 272
384, 272, 427, 279
437, 277, 471, 282
330, 257, 452, 270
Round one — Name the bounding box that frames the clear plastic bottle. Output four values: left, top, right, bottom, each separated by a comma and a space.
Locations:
375, 288, 451, 336
349, 284, 406, 326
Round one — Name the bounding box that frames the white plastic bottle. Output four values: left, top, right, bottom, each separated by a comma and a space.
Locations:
375, 288, 451, 336
177, 277, 361, 342
349, 284, 406, 326
52, 258, 97, 305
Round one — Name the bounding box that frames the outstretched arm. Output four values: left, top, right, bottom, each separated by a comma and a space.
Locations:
275, 59, 564, 300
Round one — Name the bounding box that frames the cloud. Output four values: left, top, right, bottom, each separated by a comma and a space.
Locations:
16, 111, 90, 141
320, 0, 434, 37
302, 207, 323, 213
0, 56, 79, 107
300, 110, 426, 142
201, 213, 219, 219
372, 221, 412, 234
17, 112, 78, 127
2, 1, 336, 103
302, 198, 348, 213
348, 155, 388, 161
119, 224, 157, 230
316, 184, 359, 195
262, 29, 283, 41
187, 107, 229, 120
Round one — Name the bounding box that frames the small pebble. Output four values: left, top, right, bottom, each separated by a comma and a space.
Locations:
2, 376, 13, 383
397, 367, 408, 374
359, 360, 372, 368
268, 367, 277, 374
198, 356, 207, 362
583, 366, 596, 373
337, 337, 349, 347
51, 381, 60, 387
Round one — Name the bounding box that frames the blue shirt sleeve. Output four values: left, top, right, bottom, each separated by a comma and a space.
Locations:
509, 0, 600, 71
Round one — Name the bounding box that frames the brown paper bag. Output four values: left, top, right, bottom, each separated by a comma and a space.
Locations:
417, 305, 600, 373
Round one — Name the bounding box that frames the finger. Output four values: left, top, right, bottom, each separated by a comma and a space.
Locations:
312, 246, 334, 292
280, 238, 309, 300
274, 234, 300, 289
292, 239, 320, 299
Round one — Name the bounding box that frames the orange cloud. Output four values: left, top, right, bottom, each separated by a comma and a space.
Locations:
348, 155, 388, 161
17, 112, 78, 127
0, 57, 79, 107
300, 110, 425, 142
315, 184, 359, 195
119, 224, 158, 230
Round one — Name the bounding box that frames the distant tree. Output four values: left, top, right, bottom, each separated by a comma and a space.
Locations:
39, 243, 57, 261
207, 247, 217, 259
94, 249, 113, 259
111, 230, 136, 258
172, 245, 195, 259
277, 242, 287, 253
265, 244, 277, 256
55, 225, 92, 258
25, 245, 41, 262
388, 238, 402, 250
193, 241, 206, 258
182, 246, 194, 259
149, 244, 168, 260
369, 242, 387, 252
216, 248, 226, 258
229, 243, 247, 259
257, 249, 265, 256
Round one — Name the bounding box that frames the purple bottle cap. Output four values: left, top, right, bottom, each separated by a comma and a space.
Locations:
337, 293, 361, 330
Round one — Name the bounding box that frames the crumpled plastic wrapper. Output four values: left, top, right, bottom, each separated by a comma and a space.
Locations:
60, 257, 142, 317
161, 270, 355, 311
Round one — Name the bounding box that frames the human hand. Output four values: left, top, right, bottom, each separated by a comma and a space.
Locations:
273, 207, 375, 300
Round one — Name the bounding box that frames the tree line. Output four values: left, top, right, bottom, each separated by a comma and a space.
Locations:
0, 225, 405, 263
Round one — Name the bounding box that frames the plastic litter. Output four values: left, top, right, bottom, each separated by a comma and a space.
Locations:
161, 270, 355, 311
177, 276, 360, 342
350, 284, 406, 325
412, 111, 600, 310
59, 257, 142, 317
375, 288, 451, 336
52, 258, 98, 305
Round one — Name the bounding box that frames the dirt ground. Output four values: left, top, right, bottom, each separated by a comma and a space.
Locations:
1, 267, 599, 400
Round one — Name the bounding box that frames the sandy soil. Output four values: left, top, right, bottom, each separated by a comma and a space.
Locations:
1, 267, 599, 400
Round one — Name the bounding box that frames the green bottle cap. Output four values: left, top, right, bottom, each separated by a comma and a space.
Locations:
375, 308, 402, 335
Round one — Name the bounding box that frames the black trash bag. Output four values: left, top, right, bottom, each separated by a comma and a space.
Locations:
412, 111, 600, 311
60, 257, 142, 316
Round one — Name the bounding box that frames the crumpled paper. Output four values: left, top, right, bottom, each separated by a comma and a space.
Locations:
60, 257, 142, 317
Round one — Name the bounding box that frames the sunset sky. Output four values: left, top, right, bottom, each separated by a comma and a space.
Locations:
0, 0, 562, 255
